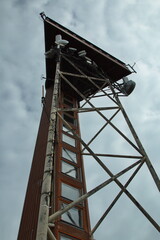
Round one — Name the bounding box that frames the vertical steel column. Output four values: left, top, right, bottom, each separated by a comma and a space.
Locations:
36, 58, 61, 240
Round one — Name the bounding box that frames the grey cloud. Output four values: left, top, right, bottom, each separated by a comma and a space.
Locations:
1, 0, 160, 239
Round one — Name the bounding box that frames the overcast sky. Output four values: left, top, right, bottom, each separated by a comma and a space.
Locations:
1, 0, 160, 239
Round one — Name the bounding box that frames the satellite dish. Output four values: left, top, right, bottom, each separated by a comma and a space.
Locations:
55, 34, 69, 47
55, 34, 62, 43
120, 77, 136, 96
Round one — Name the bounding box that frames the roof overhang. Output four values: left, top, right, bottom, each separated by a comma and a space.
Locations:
43, 17, 132, 83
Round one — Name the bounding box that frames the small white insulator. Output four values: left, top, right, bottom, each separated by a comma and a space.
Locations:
78, 50, 87, 57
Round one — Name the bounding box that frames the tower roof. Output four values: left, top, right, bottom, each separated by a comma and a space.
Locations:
43, 16, 132, 84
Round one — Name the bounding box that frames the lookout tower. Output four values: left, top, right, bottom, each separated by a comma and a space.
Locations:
17, 13, 160, 240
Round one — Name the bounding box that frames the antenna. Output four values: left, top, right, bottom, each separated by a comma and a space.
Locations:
41, 85, 45, 104
120, 77, 136, 96
78, 50, 87, 57
113, 77, 136, 96
45, 35, 69, 58
68, 47, 77, 55
40, 12, 46, 20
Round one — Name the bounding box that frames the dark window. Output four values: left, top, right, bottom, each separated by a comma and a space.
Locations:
67, 111, 74, 117
64, 97, 74, 108
64, 95, 73, 101
64, 99, 73, 107
64, 114, 75, 125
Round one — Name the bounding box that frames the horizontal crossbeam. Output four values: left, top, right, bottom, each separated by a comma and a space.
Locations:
82, 153, 142, 159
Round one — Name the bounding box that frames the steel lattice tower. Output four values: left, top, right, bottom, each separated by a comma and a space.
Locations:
17, 13, 160, 240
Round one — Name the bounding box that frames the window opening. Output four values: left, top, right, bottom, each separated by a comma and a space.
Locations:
62, 134, 76, 147
60, 235, 72, 240
62, 148, 77, 163
61, 203, 82, 228
60, 234, 79, 240
63, 125, 74, 135
61, 183, 81, 201
62, 161, 78, 179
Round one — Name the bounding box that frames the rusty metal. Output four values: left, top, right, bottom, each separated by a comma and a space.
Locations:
52, 93, 92, 239
17, 87, 54, 240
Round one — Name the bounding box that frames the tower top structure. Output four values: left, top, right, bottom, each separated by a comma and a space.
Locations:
42, 13, 132, 100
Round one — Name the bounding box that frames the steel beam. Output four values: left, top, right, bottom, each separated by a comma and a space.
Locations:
90, 160, 145, 235
36, 60, 61, 240
116, 96, 160, 191
60, 72, 143, 154
48, 160, 142, 223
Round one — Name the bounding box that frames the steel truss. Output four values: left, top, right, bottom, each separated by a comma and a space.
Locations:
37, 54, 160, 240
